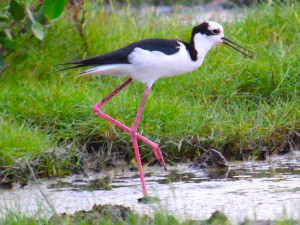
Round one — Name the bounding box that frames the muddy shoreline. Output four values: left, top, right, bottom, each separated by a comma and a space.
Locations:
1, 129, 299, 188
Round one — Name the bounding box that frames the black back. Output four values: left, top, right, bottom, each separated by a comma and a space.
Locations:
66, 38, 183, 67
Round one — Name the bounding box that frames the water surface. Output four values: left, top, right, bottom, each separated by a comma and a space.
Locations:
1, 152, 300, 223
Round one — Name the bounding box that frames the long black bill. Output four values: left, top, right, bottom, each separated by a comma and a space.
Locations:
222, 37, 255, 58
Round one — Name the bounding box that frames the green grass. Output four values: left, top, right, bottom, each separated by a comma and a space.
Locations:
0, 1, 299, 173
0, 209, 299, 225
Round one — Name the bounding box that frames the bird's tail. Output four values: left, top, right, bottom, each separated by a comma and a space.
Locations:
53, 57, 118, 76
51, 59, 88, 74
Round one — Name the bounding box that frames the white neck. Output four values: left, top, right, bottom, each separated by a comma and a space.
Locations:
192, 33, 215, 58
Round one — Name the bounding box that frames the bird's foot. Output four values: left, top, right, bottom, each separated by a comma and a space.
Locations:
152, 145, 167, 170
138, 195, 160, 204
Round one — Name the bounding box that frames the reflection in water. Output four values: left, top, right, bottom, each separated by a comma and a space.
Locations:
1, 152, 300, 223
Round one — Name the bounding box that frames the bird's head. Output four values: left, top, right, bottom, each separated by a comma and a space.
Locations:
191, 21, 254, 58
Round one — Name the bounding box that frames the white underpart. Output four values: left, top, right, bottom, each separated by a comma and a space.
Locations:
78, 34, 219, 87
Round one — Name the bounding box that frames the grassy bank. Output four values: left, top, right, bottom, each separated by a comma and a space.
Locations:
0, 205, 298, 225
0, 1, 299, 176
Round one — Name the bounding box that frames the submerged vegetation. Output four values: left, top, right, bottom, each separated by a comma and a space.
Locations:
0, 0, 299, 178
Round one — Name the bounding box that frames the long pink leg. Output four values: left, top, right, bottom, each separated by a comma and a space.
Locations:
93, 78, 167, 170
131, 86, 151, 196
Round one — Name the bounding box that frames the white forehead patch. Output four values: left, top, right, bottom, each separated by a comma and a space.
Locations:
207, 21, 224, 33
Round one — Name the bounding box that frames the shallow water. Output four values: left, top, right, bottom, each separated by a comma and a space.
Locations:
1, 152, 300, 223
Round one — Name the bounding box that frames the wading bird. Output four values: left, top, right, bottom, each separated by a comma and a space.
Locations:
57, 21, 254, 200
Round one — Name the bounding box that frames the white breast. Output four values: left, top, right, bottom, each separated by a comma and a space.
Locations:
128, 42, 204, 86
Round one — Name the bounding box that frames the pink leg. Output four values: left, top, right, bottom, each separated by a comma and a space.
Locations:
93, 78, 167, 170
131, 86, 151, 196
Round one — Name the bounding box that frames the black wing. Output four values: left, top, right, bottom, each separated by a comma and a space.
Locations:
55, 38, 183, 72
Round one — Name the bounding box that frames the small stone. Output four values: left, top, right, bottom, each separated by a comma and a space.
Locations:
189, 149, 229, 169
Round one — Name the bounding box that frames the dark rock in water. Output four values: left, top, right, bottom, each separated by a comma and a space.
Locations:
138, 195, 160, 204
126, 165, 138, 172
262, 130, 300, 159
49, 204, 133, 224
0, 178, 13, 189
207, 210, 230, 224
278, 142, 293, 155
88, 177, 112, 190
189, 149, 229, 170
278, 130, 300, 155
183, 210, 230, 225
